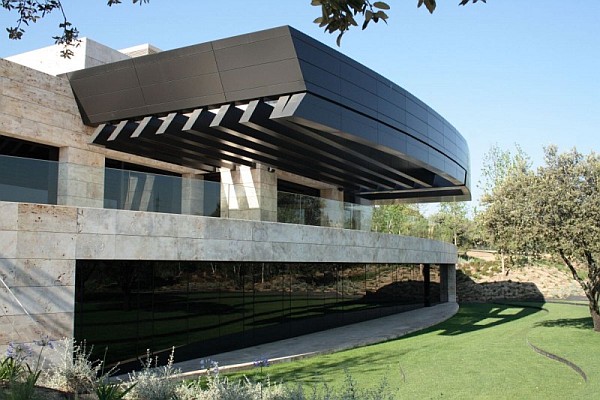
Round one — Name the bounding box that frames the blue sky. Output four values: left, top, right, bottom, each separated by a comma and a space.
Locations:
1, 1, 599, 206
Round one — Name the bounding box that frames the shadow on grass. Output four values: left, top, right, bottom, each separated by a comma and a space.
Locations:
230, 302, 548, 384
535, 317, 593, 330
229, 348, 409, 385
396, 302, 546, 339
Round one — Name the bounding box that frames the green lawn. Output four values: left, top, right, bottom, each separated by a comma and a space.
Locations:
228, 302, 600, 399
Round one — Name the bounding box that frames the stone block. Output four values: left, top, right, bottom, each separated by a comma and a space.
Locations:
0, 202, 18, 230
114, 235, 179, 259
0, 312, 72, 344
115, 210, 178, 237
0, 285, 73, 315
76, 234, 116, 259
16, 231, 76, 260
176, 238, 204, 260
205, 218, 253, 241
0, 259, 74, 287
58, 163, 105, 184
59, 147, 104, 168
17, 204, 78, 233
76, 208, 117, 234
0, 231, 18, 258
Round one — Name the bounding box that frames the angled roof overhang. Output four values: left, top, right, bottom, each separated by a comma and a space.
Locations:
68, 26, 471, 202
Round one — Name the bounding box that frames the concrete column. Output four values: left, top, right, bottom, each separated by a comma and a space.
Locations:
440, 264, 457, 303
57, 147, 104, 208
320, 188, 344, 228
181, 173, 204, 215
423, 263, 431, 307
220, 164, 277, 222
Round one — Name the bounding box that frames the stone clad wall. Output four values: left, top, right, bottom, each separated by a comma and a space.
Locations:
0, 203, 75, 345
0, 201, 457, 350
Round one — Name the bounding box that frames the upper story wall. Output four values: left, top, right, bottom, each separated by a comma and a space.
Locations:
0, 58, 200, 175
4, 38, 131, 76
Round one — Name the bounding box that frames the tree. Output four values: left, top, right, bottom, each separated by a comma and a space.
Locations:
478, 144, 534, 273
481, 145, 600, 331
529, 147, 600, 331
371, 203, 428, 238
3, 0, 486, 56
429, 202, 473, 248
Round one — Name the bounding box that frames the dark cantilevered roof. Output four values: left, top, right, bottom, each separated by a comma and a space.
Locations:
68, 26, 470, 202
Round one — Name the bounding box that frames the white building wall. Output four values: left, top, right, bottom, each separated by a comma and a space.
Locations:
4, 38, 131, 76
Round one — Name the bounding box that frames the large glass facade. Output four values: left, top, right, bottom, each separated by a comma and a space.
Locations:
75, 261, 440, 369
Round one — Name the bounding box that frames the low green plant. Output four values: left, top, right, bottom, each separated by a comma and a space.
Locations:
0, 357, 25, 383
95, 377, 136, 400
0, 337, 52, 400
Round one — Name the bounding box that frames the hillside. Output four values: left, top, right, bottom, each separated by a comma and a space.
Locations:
456, 251, 585, 303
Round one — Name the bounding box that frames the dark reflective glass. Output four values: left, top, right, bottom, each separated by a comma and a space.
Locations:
75, 260, 434, 370
0, 155, 58, 204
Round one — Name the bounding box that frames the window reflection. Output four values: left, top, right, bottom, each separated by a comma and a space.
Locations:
75, 261, 441, 369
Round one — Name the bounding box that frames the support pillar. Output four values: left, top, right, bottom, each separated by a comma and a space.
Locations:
423, 263, 431, 307
440, 264, 457, 303
181, 173, 204, 215
220, 164, 277, 222
57, 147, 104, 208
320, 188, 344, 228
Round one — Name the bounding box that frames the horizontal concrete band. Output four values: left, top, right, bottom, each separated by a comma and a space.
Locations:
0, 201, 457, 264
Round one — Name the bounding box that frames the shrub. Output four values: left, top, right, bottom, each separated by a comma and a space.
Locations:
39, 338, 101, 394
126, 347, 180, 400
176, 375, 288, 400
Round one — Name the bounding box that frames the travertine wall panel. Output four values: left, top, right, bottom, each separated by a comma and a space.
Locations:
0, 200, 456, 351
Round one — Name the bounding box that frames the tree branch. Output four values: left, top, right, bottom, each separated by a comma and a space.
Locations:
559, 248, 594, 304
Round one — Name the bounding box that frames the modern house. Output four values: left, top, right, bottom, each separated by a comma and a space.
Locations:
0, 26, 470, 366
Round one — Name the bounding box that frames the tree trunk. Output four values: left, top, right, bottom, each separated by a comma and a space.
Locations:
592, 307, 600, 332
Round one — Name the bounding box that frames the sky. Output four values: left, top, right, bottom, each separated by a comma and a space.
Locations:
1, 1, 599, 207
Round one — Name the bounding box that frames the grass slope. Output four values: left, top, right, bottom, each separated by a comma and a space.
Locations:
229, 302, 600, 399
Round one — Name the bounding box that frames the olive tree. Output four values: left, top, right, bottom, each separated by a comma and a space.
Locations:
530, 147, 600, 331
481, 145, 600, 331
478, 144, 535, 273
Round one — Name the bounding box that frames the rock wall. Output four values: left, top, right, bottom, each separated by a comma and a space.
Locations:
456, 265, 585, 303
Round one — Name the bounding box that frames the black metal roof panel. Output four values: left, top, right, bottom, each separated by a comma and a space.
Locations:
69, 26, 471, 201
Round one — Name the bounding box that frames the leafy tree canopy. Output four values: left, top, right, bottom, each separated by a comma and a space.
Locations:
429, 202, 474, 249
3, 0, 487, 56
371, 203, 428, 238
480, 145, 600, 331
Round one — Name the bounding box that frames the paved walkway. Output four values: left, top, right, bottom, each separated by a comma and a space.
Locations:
173, 302, 459, 379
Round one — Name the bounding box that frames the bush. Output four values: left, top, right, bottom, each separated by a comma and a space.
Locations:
126, 347, 180, 400
39, 338, 101, 394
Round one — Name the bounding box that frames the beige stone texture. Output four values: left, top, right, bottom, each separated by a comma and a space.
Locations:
181, 173, 204, 215
220, 164, 277, 222
0, 231, 18, 258
17, 203, 78, 233
0, 199, 457, 348
0, 259, 74, 287
0, 202, 18, 230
